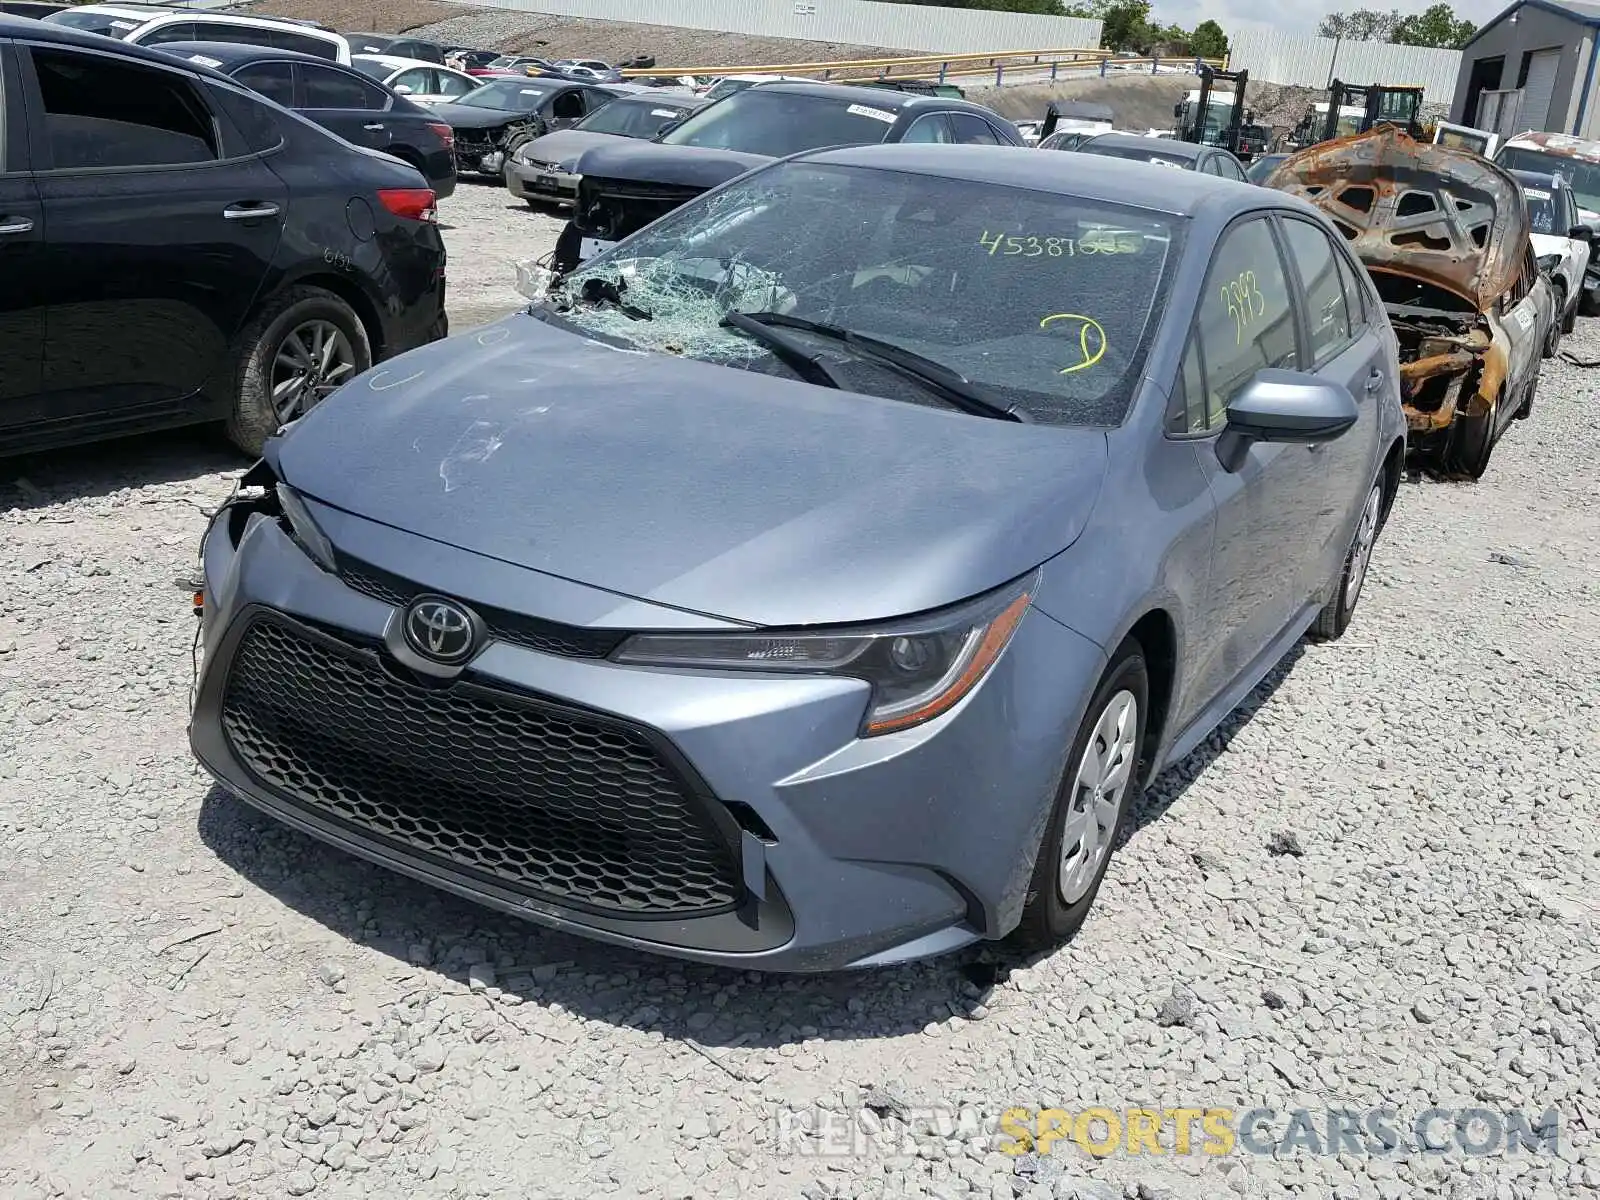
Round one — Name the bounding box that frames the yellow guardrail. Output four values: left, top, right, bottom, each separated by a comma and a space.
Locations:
621, 49, 1225, 81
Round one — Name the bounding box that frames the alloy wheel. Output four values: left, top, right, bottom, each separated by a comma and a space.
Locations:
1344, 484, 1382, 611
270, 319, 357, 425
1058, 689, 1139, 905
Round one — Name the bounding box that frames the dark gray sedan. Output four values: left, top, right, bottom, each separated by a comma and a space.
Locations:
190, 145, 1405, 972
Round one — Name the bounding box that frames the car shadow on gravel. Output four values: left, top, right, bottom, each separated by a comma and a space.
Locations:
194, 641, 1306, 1047
0, 428, 245, 512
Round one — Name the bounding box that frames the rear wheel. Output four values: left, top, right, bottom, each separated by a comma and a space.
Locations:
226, 287, 371, 457
1310, 478, 1383, 640
1011, 642, 1148, 953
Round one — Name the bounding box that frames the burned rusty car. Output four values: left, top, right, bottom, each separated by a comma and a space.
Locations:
1268, 127, 1553, 478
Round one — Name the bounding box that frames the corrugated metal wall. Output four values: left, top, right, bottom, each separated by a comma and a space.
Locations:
456, 0, 1101, 54
1228, 27, 1463, 103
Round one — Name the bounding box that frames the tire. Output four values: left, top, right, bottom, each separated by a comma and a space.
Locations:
1309, 477, 1383, 640
1010, 641, 1148, 953
1443, 407, 1495, 479
1544, 284, 1564, 358
226, 286, 372, 457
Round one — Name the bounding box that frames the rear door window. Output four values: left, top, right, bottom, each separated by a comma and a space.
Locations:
135, 21, 198, 44
268, 29, 341, 61
233, 61, 295, 108
948, 112, 999, 145
29, 47, 218, 169
300, 63, 385, 110
390, 67, 433, 95
901, 113, 953, 143
187, 21, 277, 49
433, 70, 476, 99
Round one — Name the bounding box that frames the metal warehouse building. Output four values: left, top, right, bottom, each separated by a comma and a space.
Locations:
1451, 0, 1600, 137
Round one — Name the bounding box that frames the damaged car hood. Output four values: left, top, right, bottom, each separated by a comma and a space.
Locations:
426, 101, 535, 130
1268, 126, 1529, 310
517, 128, 632, 167
572, 140, 771, 191
270, 314, 1108, 628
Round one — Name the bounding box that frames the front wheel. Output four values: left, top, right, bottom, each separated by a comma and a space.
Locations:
1011, 643, 1148, 953
1310, 479, 1383, 640
226, 287, 372, 457
1544, 285, 1565, 358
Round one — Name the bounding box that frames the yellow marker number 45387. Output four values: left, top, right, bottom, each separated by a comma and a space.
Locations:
1221, 270, 1265, 344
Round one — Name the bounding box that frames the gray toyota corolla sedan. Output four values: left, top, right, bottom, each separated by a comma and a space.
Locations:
190, 145, 1406, 972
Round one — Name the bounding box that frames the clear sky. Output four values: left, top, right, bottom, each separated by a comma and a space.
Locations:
1169, 0, 1512, 33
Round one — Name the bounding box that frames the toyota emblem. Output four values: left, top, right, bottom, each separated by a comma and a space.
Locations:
402, 596, 477, 663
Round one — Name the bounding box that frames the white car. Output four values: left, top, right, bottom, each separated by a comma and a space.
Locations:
41, 5, 350, 62
351, 54, 482, 104
1510, 169, 1592, 346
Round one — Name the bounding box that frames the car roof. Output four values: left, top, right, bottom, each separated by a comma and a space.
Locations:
151, 39, 354, 68
1082, 132, 1209, 159
0, 9, 259, 73
45, 2, 175, 15
795, 143, 1277, 218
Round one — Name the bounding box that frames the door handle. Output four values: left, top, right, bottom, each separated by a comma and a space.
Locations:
222, 202, 280, 220
0, 216, 34, 235
1363, 369, 1384, 393
363, 122, 385, 131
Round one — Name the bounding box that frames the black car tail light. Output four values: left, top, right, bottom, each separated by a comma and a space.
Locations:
426, 121, 455, 150
378, 188, 437, 223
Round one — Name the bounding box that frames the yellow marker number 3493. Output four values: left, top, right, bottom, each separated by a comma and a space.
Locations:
1221, 270, 1265, 344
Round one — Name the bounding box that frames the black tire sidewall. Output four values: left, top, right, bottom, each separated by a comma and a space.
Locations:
229, 288, 372, 457
1016, 644, 1149, 947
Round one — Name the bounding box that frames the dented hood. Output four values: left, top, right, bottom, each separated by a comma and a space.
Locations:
269, 314, 1107, 628
1268, 127, 1531, 310
572, 140, 771, 191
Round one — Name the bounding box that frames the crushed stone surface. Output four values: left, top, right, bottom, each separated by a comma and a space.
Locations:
2, 179, 1599, 1198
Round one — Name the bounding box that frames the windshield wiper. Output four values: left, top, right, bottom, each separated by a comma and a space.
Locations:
719, 310, 845, 390
731, 311, 1030, 423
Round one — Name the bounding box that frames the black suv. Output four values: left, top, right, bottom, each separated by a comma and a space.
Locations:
0, 16, 448, 457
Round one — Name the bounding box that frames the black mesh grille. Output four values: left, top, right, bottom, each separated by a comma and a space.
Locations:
219, 616, 741, 917
338, 558, 626, 659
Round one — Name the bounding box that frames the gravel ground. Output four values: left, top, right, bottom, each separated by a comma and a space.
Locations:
238, 0, 910, 65
2, 180, 1599, 1199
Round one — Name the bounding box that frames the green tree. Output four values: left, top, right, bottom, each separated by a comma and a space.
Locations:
1317, 8, 1402, 40
1392, 2, 1476, 46
1190, 18, 1228, 58
1063, 0, 1155, 50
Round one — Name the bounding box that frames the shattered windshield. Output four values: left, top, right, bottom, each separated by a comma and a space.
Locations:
576, 96, 690, 138
1498, 145, 1600, 214
659, 90, 900, 157
456, 80, 551, 110
541, 162, 1181, 427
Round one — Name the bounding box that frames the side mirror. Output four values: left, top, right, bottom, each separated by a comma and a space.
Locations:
652, 117, 684, 139
1569, 224, 1594, 242
1216, 369, 1359, 472
393, 84, 413, 94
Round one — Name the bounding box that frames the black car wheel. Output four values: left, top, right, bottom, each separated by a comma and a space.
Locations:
1544, 282, 1564, 358
1310, 478, 1384, 640
227, 287, 372, 456
1011, 639, 1147, 952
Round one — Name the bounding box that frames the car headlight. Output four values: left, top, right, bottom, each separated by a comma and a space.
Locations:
276, 483, 336, 573
612, 572, 1037, 736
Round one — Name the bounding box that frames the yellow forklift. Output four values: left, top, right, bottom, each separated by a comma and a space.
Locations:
1281, 79, 1427, 150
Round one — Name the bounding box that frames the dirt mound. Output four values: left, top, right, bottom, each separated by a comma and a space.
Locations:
970, 75, 1328, 139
